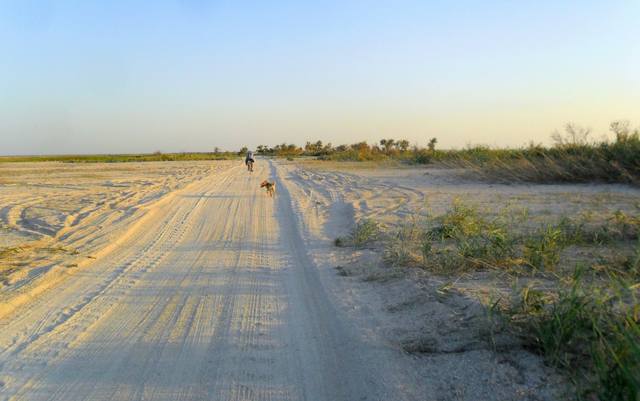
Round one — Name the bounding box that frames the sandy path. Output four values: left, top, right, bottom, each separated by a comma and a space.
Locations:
272, 162, 640, 401
0, 160, 413, 401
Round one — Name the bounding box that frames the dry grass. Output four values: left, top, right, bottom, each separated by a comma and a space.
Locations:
0, 152, 236, 163
285, 121, 640, 186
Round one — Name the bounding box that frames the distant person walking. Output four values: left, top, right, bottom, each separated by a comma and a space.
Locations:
245, 150, 255, 172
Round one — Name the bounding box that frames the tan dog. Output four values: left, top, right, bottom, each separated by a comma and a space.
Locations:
260, 180, 276, 197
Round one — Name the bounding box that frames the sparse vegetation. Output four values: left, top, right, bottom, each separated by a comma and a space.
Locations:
263, 120, 640, 185
335, 219, 381, 248
0, 244, 83, 284
431, 122, 640, 185
0, 245, 28, 284
0, 152, 237, 163
384, 218, 423, 266
4, 121, 638, 186
375, 200, 640, 276
335, 199, 640, 399
507, 271, 640, 400
523, 226, 563, 270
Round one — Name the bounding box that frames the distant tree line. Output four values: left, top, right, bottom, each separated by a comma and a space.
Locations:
236, 120, 640, 184
245, 138, 439, 162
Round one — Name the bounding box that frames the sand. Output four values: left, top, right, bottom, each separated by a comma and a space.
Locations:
2, 159, 636, 400
0, 161, 234, 317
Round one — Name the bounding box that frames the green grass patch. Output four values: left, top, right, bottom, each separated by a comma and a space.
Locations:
379, 201, 640, 275
507, 270, 640, 400
335, 218, 381, 248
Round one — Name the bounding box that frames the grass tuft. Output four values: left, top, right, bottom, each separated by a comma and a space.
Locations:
351, 219, 380, 247
507, 270, 640, 400
523, 226, 563, 270
0, 152, 236, 163
334, 219, 381, 248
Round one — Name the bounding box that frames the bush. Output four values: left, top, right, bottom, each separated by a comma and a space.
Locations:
508, 271, 640, 400
334, 237, 346, 247
461, 125, 640, 185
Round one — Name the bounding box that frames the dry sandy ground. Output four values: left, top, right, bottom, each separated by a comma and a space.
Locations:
2, 159, 637, 400
278, 160, 640, 400
0, 161, 233, 318
0, 159, 426, 401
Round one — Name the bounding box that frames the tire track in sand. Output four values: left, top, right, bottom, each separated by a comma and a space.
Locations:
0, 160, 404, 401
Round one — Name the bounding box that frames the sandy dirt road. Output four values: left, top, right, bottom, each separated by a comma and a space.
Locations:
0, 160, 418, 401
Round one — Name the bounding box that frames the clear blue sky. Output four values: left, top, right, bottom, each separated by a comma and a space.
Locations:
1, 1, 639, 154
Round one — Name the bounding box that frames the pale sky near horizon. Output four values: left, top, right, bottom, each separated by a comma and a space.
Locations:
1, 1, 639, 155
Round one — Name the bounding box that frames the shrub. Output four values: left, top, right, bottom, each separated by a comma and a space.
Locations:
334, 237, 346, 247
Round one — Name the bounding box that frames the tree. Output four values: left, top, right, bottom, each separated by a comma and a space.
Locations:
275, 143, 302, 157
322, 142, 334, 155
304, 140, 325, 155
352, 142, 370, 152
239, 146, 248, 155
397, 139, 409, 152
551, 123, 591, 147
380, 139, 395, 154
610, 120, 634, 142
428, 137, 437, 152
